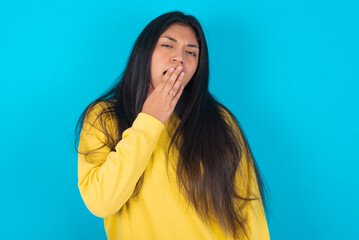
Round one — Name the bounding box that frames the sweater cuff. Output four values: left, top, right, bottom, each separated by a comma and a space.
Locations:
132, 113, 165, 137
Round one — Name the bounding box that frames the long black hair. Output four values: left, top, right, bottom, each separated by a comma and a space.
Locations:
75, 11, 270, 239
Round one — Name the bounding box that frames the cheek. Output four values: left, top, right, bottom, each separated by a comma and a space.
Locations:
187, 61, 198, 78
150, 52, 162, 76
153, 48, 167, 62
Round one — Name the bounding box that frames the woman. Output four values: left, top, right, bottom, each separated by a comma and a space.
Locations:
76, 11, 270, 240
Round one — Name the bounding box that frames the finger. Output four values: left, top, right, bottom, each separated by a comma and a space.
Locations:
156, 67, 175, 91
162, 66, 183, 94
170, 84, 184, 107
167, 72, 185, 98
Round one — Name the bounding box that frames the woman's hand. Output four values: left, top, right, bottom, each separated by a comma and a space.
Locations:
141, 65, 185, 124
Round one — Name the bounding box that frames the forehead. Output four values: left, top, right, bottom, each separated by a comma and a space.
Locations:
160, 24, 198, 44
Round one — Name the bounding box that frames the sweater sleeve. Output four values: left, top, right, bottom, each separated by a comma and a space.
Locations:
77, 103, 165, 218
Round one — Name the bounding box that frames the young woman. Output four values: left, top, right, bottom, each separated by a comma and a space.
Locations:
76, 11, 270, 240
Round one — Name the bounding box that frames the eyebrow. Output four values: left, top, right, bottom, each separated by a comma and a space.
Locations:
160, 35, 199, 49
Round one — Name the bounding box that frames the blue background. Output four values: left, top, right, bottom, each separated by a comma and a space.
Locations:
1, 0, 358, 239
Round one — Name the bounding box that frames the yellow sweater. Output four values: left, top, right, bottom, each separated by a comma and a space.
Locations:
78, 102, 270, 239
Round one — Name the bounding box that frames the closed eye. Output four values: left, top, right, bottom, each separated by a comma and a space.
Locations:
162, 44, 197, 57
187, 51, 196, 57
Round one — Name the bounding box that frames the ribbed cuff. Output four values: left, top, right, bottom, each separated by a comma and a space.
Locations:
132, 113, 165, 137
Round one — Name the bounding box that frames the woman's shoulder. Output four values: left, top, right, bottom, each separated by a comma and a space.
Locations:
83, 100, 117, 128
86, 100, 116, 117
216, 103, 236, 125
215, 103, 246, 141
82, 100, 118, 140
89, 99, 116, 111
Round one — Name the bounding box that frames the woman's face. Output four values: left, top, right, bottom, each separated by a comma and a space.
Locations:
150, 24, 200, 89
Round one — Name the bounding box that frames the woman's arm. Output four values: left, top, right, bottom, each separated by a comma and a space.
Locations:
78, 65, 185, 218
77, 102, 165, 218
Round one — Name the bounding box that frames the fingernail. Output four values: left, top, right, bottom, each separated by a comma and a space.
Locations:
180, 72, 185, 77
177, 66, 183, 71
169, 67, 174, 72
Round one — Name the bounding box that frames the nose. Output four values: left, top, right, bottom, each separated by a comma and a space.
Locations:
170, 51, 184, 64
